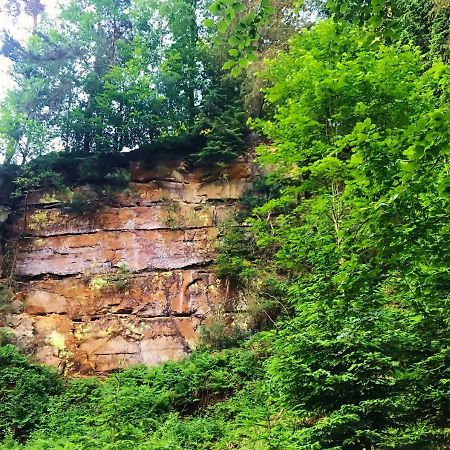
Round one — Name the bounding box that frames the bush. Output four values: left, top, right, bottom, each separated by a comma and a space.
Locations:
0, 329, 15, 346
12, 167, 65, 200
0, 346, 264, 448
0, 280, 15, 320
247, 19, 450, 449
198, 316, 249, 350
0, 345, 62, 442
62, 187, 101, 216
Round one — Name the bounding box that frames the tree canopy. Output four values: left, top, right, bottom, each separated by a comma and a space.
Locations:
0, 0, 249, 164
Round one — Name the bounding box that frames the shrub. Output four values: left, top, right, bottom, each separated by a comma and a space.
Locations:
198, 316, 249, 350
0, 329, 15, 346
0, 278, 18, 326
0, 345, 62, 442
89, 263, 133, 292
104, 169, 131, 188
12, 167, 65, 200
62, 187, 101, 216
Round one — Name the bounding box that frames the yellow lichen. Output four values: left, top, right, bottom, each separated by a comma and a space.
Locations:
90, 277, 110, 290
40, 193, 61, 204
99, 326, 115, 337
33, 238, 45, 248
74, 324, 92, 340
48, 331, 66, 351
29, 210, 61, 231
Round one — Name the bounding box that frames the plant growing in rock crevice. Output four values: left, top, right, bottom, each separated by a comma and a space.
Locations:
0, 241, 21, 342
63, 187, 102, 216
0, 272, 19, 347
0, 280, 24, 351
198, 306, 250, 351
89, 263, 133, 292
162, 199, 182, 230
27, 210, 62, 232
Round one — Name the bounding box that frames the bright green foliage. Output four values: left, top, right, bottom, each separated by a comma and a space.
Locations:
209, 0, 450, 75
329, 0, 450, 58
0, 345, 62, 442
243, 20, 450, 449
1, 7, 450, 450
0, 91, 47, 165
0, 345, 263, 449
206, 0, 325, 75
11, 165, 65, 199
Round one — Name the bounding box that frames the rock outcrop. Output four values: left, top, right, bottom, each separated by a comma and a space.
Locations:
2, 160, 253, 374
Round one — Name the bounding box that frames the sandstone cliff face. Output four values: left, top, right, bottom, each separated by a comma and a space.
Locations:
2, 160, 253, 374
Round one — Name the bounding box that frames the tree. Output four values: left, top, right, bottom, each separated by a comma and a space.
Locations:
0, 87, 48, 164
0, 0, 248, 163
221, 19, 450, 448
208, 0, 450, 73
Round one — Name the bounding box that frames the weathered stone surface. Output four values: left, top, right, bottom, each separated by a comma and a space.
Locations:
117, 180, 246, 205
15, 228, 218, 276
3, 160, 252, 373
19, 270, 221, 319
11, 204, 236, 237
74, 316, 199, 372
20, 160, 255, 207
25, 290, 68, 315
6, 312, 204, 373
129, 160, 254, 184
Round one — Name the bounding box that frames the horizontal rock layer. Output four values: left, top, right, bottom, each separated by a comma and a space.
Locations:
20, 270, 222, 318
8, 269, 226, 373
13, 204, 235, 236
15, 228, 218, 276
3, 160, 253, 374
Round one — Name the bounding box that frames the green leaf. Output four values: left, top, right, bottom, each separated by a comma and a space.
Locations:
209, 1, 222, 13
225, 7, 236, 19
232, 2, 244, 12
218, 19, 229, 33
228, 36, 240, 46
223, 60, 237, 69
238, 57, 249, 68
203, 18, 215, 28
231, 67, 242, 76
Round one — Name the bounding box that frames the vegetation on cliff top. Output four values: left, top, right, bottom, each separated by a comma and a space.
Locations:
0, 0, 449, 449
0, 0, 250, 170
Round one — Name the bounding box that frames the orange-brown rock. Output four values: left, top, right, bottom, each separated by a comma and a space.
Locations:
21, 160, 254, 208
15, 228, 218, 276
20, 270, 220, 319
11, 203, 236, 237
3, 160, 252, 374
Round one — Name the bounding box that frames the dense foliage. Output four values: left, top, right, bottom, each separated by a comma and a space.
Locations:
0, 345, 61, 443
208, 0, 450, 73
0, 344, 265, 448
216, 19, 450, 448
248, 20, 450, 448
1, 0, 449, 449
0, 0, 248, 165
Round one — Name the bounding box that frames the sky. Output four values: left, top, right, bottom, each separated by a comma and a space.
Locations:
0, 0, 62, 98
